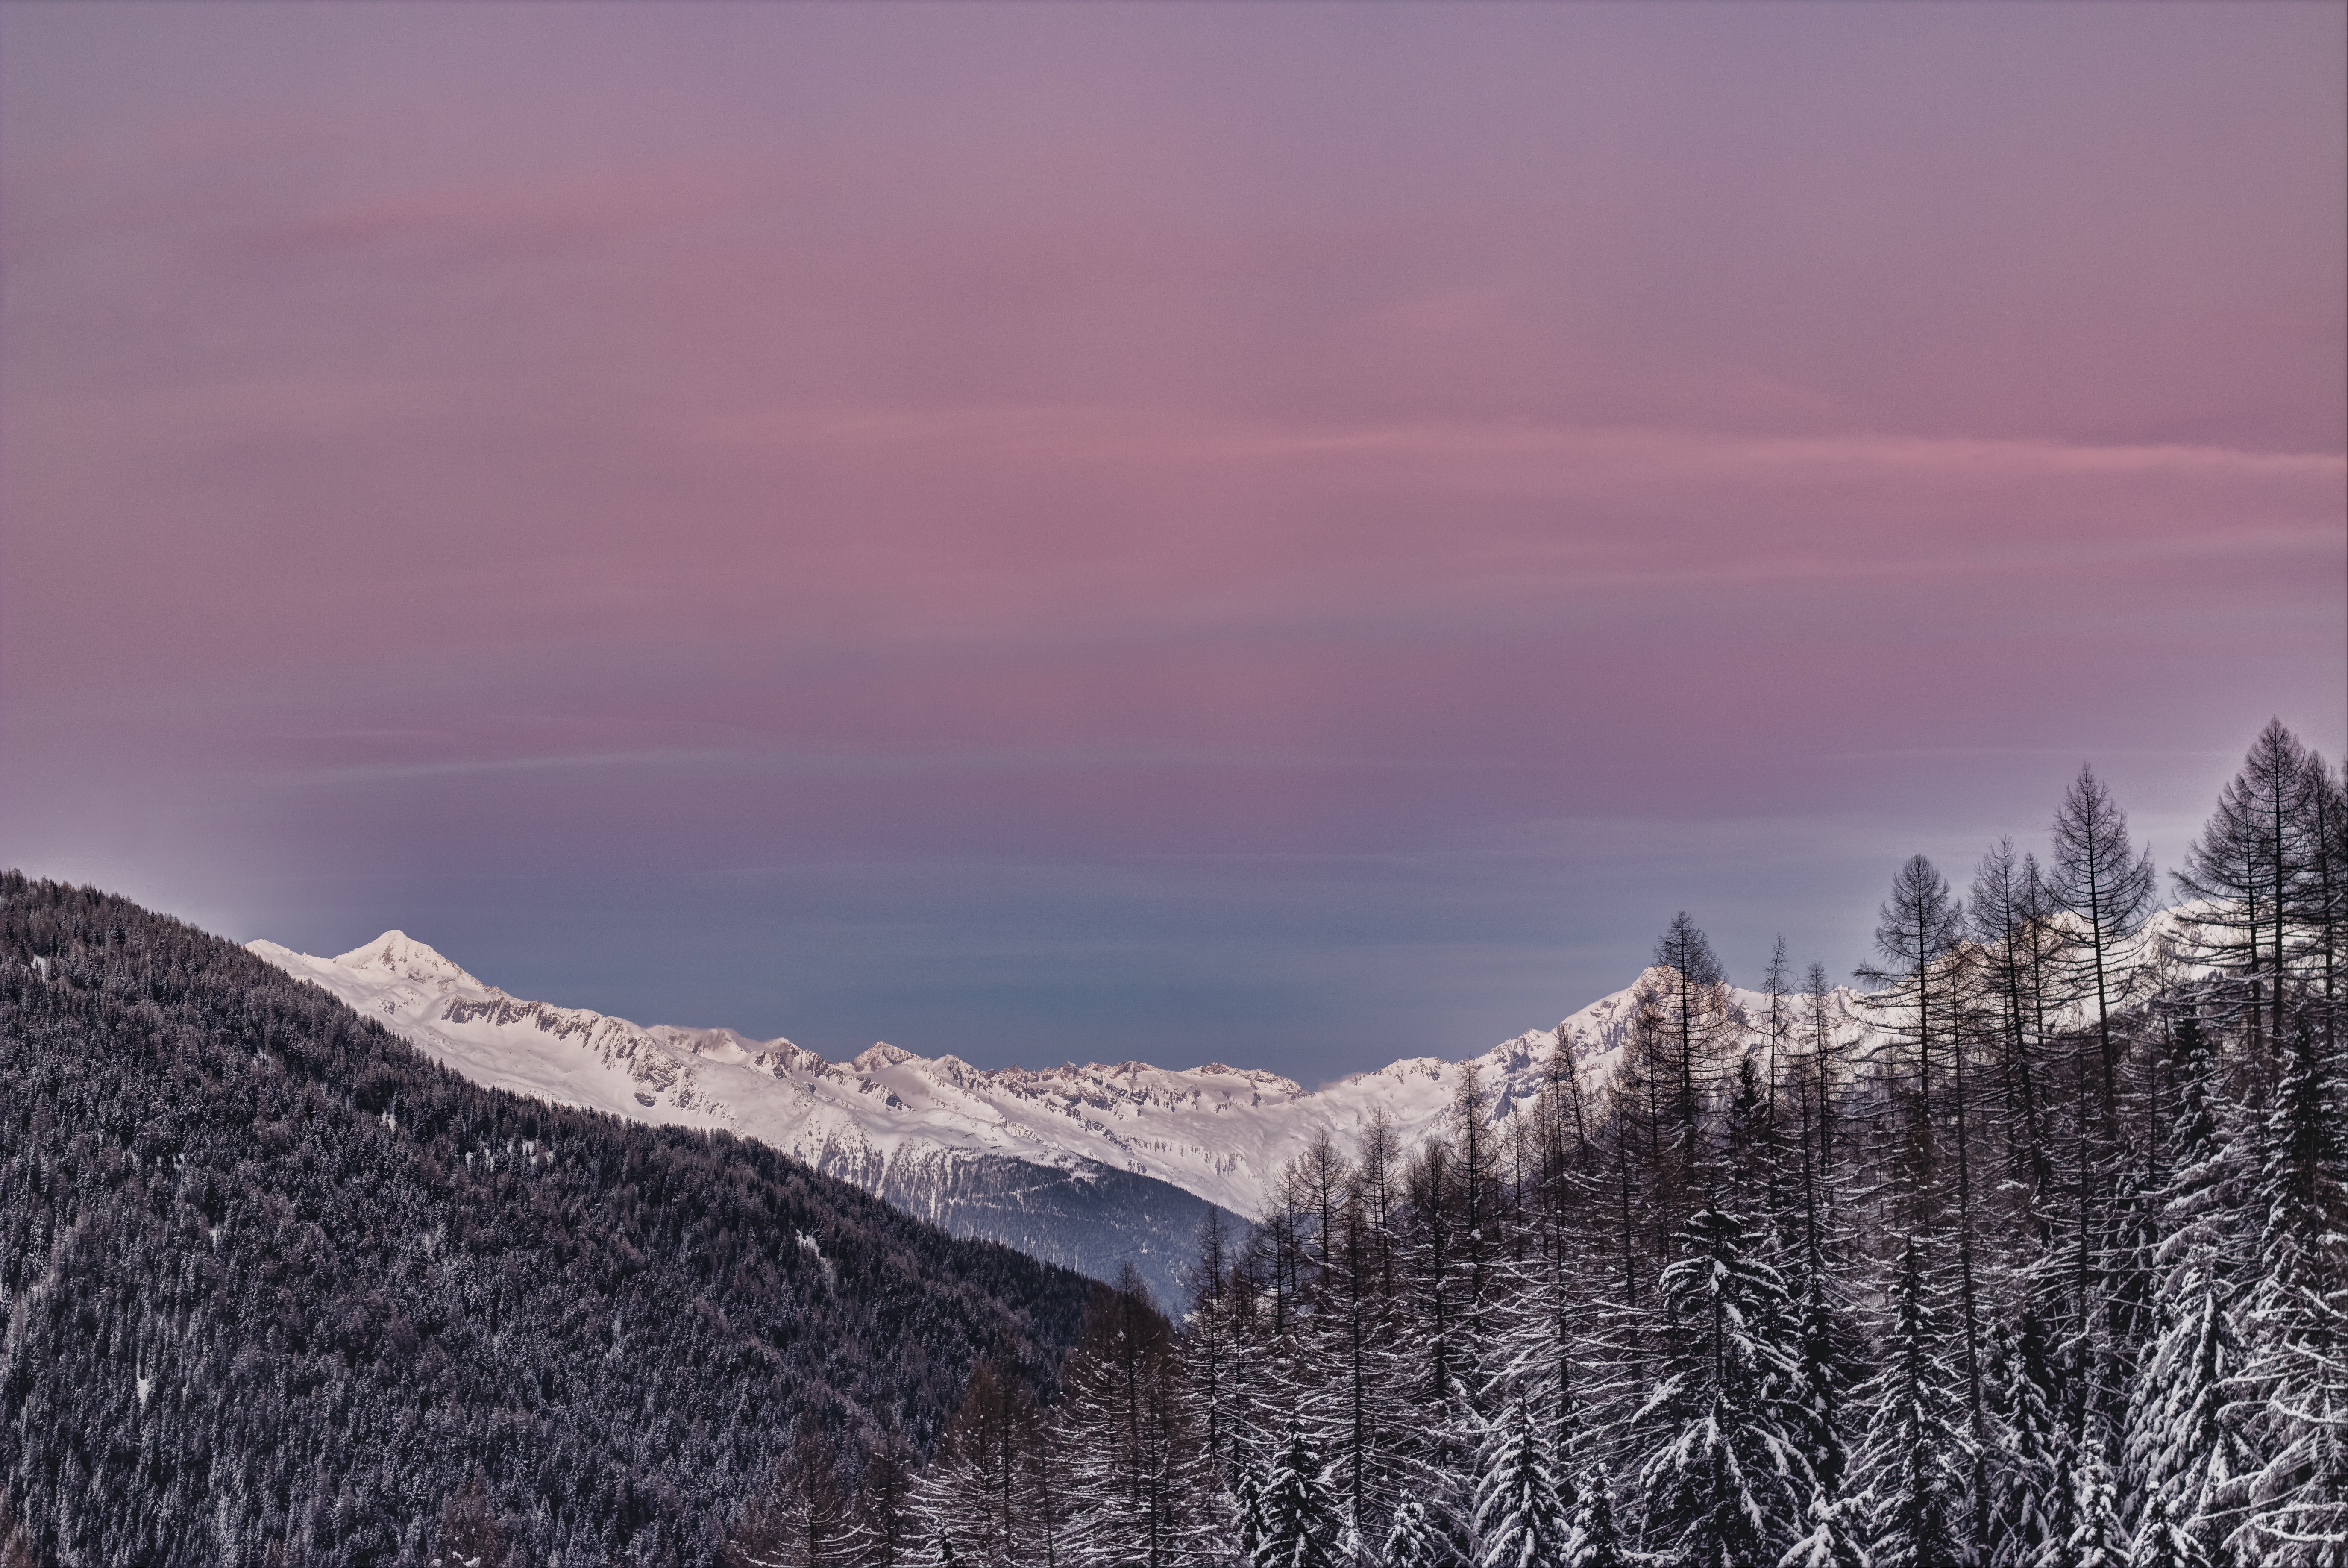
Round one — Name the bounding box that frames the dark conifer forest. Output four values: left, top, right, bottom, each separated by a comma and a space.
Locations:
0, 877, 1094, 1566
4, 719, 2345, 1566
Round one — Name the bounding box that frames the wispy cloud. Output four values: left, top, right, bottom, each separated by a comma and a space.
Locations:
282, 740, 1514, 790
701, 405, 2343, 485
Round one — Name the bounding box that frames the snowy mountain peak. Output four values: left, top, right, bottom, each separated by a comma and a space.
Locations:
331, 931, 491, 992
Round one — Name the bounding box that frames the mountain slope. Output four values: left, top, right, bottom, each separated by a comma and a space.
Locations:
249, 932, 1243, 1306
0, 876, 1095, 1566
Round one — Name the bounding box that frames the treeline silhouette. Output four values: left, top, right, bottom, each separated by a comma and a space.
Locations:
916, 720, 2348, 1567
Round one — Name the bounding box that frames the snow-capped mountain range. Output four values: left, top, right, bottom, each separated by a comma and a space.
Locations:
248, 931, 1872, 1224
247, 916, 2199, 1300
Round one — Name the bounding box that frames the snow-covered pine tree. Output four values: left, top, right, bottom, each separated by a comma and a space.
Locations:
1483, 1222, 1597, 1506
1651, 914, 1736, 1224
2175, 719, 2320, 1059
1252, 1423, 1338, 1568
722, 1412, 852, 1566
910, 1443, 983, 1565
1353, 1115, 1433, 1556
1322, 1196, 1379, 1560
2128, 1488, 2205, 1568
1184, 1210, 1243, 1494
1972, 838, 2058, 1221
916, 1361, 1048, 1567
1982, 1310, 2072, 1566
1511, 1030, 1600, 1453
1787, 1269, 1859, 1533
1231, 1239, 1288, 1547
1726, 1053, 1779, 1243
2064, 1427, 2124, 1568
2049, 765, 2159, 1136
2304, 756, 2347, 1048
1400, 1137, 1460, 1418
790, 1415, 854, 1568
1757, 937, 1799, 1249
1597, 1007, 1658, 1400
1233, 1468, 1267, 1568
1452, 1063, 1501, 1388
2225, 1012, 2348, 1565
1633, 1208, 1809, 1565
1779, 1488, 1870, 1568
1857, 1236, 1971, 1567
1570, 1464, 1624, 1568
2118, 1000, 2249, 1568
1053, 1270, 1192, 1567
1472, 1397, 1572, 1568
1381, 1499, 1442, 1567
1787, 957, 1864, 1527
1485, 1040, 1622, 1504
1801, 962, 1858, 1225
2120, 1259, 2240, 1568
1654, 914, 1730, 1118
1855, 854, 1966, 1233
1384, 1134, 1481, 1542
1252, 1159, 1325, 1443
1298, 1118, 1445, 1558
853, 1422, 921, 1568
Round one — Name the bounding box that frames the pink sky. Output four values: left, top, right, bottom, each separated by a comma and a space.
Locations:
4, 3, 2341, 1074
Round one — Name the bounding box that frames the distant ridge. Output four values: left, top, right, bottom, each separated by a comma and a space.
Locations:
254, 929, 1881, 1220
241, 928, 1910, 1306
252, 906, 2204, 1236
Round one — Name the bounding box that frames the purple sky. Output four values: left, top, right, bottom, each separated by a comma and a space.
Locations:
5, 3, 2341, 1080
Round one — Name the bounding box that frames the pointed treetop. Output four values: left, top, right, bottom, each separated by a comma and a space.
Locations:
1655, 911, 1727, 989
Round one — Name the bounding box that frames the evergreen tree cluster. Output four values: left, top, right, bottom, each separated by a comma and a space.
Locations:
0, 875, 1095, 1565
956, 721, 2348, 1566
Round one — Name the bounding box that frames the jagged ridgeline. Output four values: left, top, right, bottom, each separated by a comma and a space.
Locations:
0, 876, 1095, 1566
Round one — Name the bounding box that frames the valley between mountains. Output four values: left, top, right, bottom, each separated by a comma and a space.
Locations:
249, 931, 1878, 1306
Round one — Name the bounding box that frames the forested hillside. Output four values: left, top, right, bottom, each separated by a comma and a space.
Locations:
0, 877, 1095, 1566
925, 722, 2348, 1567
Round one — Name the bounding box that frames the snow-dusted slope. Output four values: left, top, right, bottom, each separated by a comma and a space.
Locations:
246, 931, 1874, 1222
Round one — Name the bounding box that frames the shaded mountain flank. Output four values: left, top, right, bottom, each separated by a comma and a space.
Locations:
0, 875, 1096, 1566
